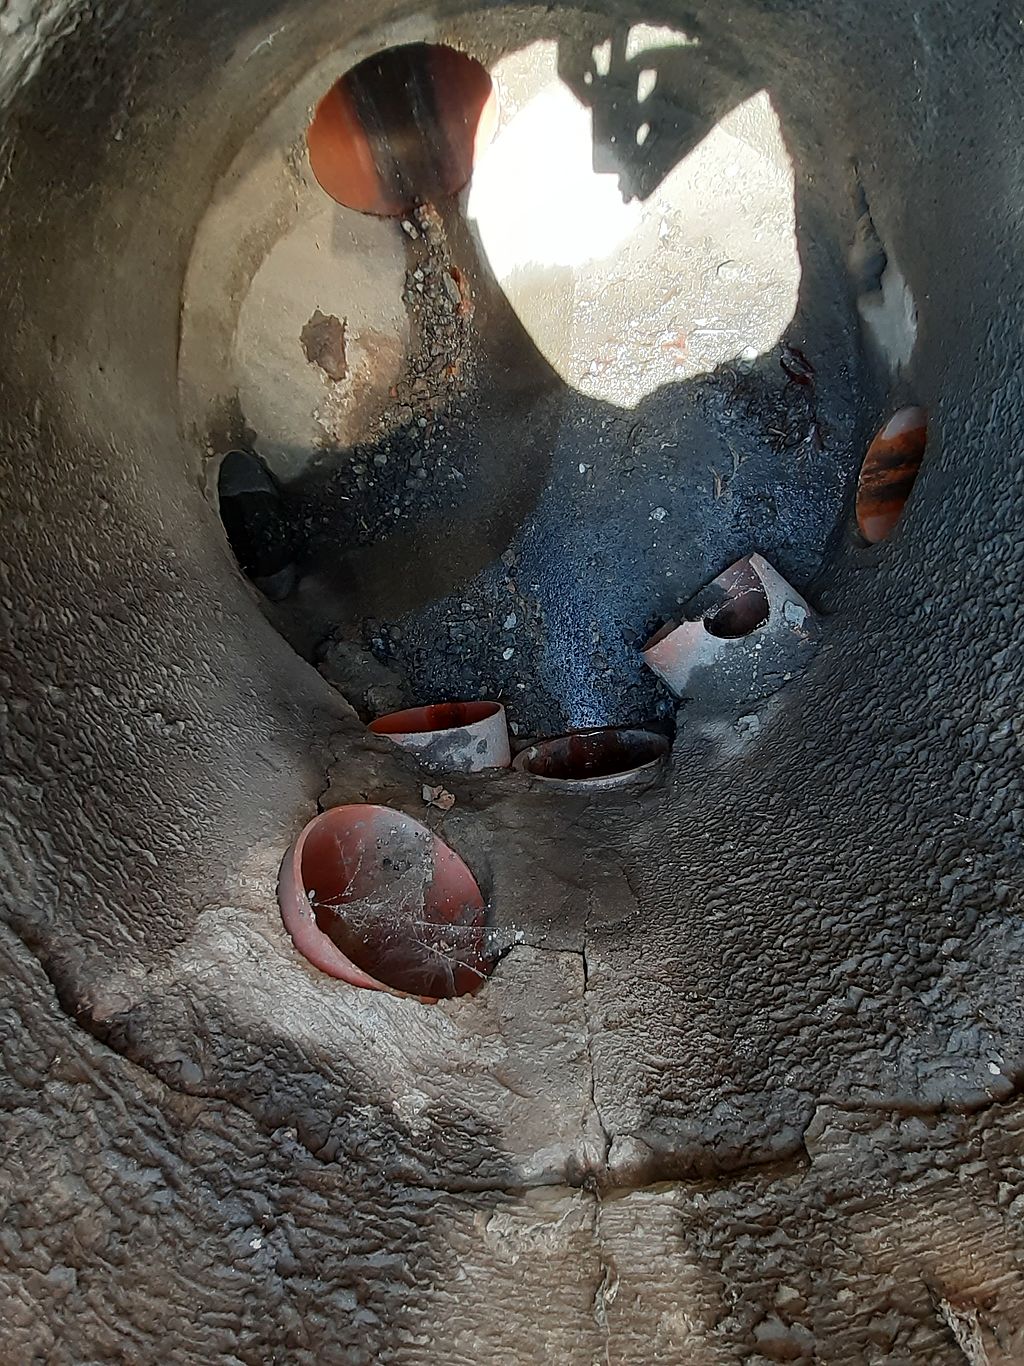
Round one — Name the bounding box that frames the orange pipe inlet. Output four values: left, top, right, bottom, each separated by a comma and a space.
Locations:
856, 406, 928, 543
306, 44, 498, 217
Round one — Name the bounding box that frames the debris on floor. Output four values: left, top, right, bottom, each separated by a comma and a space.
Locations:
316, 637, 410, 720
422, 784, 456, 811
295, 201, 478, 553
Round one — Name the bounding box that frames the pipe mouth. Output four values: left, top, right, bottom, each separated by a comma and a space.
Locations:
514, 727, 669, 789
217, 449, 296, 596
701, 555, 772, 638
306, 42, 498, 217
703, 583, 770, 638
368, 700, 502, 735
856, 406, 928, 543
279, 804, 493, 1000
367, 699, 511, 772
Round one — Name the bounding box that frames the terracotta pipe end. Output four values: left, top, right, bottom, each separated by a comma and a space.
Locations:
368, 700, 511, 773
856, 405, 927, 543
641, 553, 815, 702
513, 726, 669, 791
278, 804, 492, 1000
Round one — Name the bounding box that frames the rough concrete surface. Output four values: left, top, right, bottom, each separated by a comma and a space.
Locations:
3, 0, 1024, 1360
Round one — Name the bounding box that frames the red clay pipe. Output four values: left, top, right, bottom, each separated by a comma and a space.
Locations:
642, 553, 816, 705
278, 803, 490, 1000
513, 726, 669, 791
368, 700, 511, 772
307, 43, 498, 217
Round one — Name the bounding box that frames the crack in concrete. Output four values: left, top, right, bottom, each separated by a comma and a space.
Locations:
581, 934, 612, 1172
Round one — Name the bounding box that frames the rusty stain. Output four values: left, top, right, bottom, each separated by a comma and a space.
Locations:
445, 265, 474, 320
301, 309, 348, 381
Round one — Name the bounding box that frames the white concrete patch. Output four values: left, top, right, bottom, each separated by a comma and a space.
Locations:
858, 256, 918, 375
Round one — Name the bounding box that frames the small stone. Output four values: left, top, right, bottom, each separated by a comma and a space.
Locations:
502, 647, 514, 660
422, 784, 456, 812
401, 220, 419, 238
783, 599, 807, 626
651, 506, 668, 522
373, 453, 388, 467
503, 613, 517, 630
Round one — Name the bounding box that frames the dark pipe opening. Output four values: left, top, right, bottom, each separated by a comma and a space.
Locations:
704, 584, 770, 638
516, 727, 669, 783
217, 449, 297, 599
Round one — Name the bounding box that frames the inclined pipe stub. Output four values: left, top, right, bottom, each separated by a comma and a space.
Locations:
278, 804, 492, 1001
641, 553, 817, 706
368, 700, 511, 773
513, 726, 670, 792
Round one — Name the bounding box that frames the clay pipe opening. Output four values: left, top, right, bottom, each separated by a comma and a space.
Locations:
513, 727, 669, 791
703, 568, 771, 638
368, 700, 511, 772
856, 406, 928, 543
306, 43, 498, 217
278, 804, 493, 1000
640, 553, 815, 702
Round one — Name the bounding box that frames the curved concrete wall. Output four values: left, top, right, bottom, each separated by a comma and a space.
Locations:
2, 0, 1024, 1359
